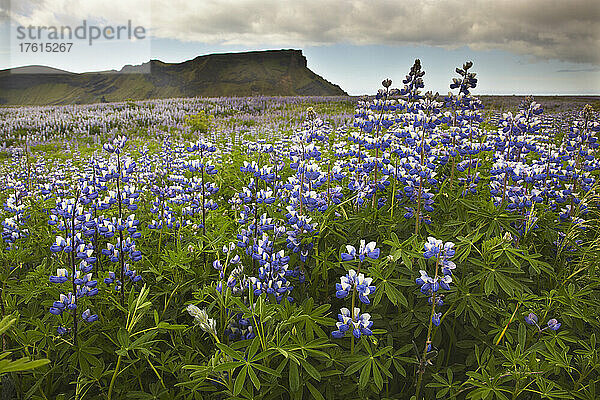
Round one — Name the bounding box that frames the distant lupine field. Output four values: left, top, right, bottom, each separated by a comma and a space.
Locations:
0, 60, 599, 400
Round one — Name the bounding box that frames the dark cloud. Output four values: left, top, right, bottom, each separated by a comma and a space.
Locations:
8, 0, 600, 64
149, 0, 600, 65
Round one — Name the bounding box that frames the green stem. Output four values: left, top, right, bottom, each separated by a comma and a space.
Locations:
115, 153, 125, 306
414, 255, 441, 400
107, 355, 122, 400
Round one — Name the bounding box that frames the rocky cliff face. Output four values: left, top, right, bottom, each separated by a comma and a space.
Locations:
0, 49, 347, 105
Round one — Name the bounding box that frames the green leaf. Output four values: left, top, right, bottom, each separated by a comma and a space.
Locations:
300, 359, 321, 381
233, 365, 247, 396
0, 316, 16, 335
484, 273, 495, 296
213, 361, 243, 373
345, 359, 368, 375
216, 343, 244, 361
248, 365, 260, 390
117, 328, 130, 349
401, 252, 413, 269
372, 360, 383, 390
253, 363, 281, 377
0, 355, 50, 374
359, 361, 371, 388
289, 359, 300, 393
518, 323, 526, 347
247, 337, 260, 360
307, 382, 325, 400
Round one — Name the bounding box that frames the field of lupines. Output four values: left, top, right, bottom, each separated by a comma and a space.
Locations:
0, 60, 599, 400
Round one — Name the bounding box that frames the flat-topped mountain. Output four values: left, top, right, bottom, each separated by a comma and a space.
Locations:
0, 49, 347, 105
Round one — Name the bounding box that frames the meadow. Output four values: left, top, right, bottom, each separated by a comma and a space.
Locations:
0, 60, 599, 400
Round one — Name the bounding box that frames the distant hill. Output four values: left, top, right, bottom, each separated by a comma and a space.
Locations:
0, 49, 347, 105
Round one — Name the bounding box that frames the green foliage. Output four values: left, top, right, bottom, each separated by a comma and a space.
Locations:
0, 316, 50, 375
0, 96, 598, 400
185, 111, 214, 136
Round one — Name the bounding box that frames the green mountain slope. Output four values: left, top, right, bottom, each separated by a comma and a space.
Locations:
0, 49, 347, 105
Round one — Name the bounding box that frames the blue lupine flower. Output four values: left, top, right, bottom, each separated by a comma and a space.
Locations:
331, 307, 373, 339
49, 268, 69, 284
524, 312, 538, 325
439, 275, 452, 290
416, 237, 458, 330
547, 318, 561, 331
335, 269, 376, 304
225, 313, 256, 341
423, 237, 443, 259
525, 313, 561, 332
423, 237, 455, 260
416, 270, 438, 293
81, 309, 99, 323
341, 240, 380, 262
103, 135, 128, 154
49, 293, 76, 315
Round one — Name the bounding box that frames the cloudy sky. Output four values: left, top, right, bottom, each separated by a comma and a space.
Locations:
1, 0, 599, 94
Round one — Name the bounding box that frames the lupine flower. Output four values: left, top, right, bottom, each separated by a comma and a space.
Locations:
187, 304, 218, 337
333, 241, 381, 340
416, 237, 457, 330
524, 312, 561, 332
341, 240, 380, 262
547, 318, 561, 331
49, 293, 76, 315
102, 135, 128, 154
432, 312, 442, 326
50, 268, 69, 284
417, 238, 456, 295
81, 309, 99, 323
335, 269, 376, 304
331, 307, 373, 339
225, 313, 256, 341
423, 237, 455, 260
525, 312, 538, 325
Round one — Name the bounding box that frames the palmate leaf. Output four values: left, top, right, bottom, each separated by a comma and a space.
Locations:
0, 316, 49, 374
278, 299, 335, 340
344, 343, 392, 390
161, 248, 194, 271
210, 340, 279, 395
370, 264, 408, 307
426, 368, 458, 398
469, 258, 529, 297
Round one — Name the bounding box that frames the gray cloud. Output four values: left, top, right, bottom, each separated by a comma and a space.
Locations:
557, 67, 600, 72
7, 0, 600, 64
151, 0, 600, 65
0, 0, 9, 21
